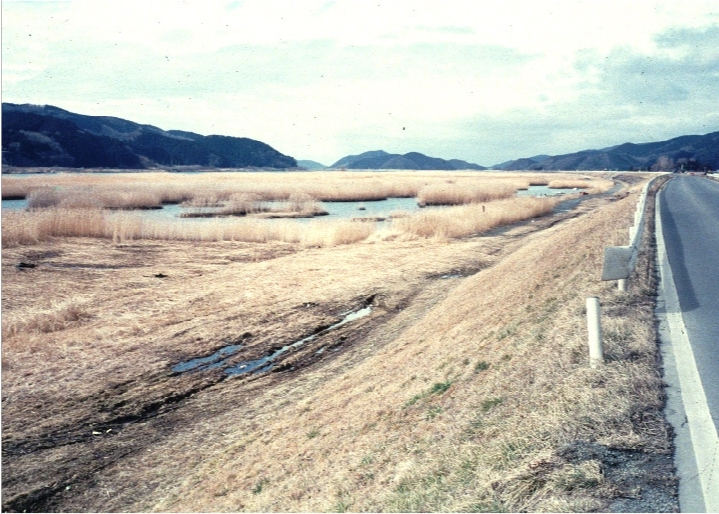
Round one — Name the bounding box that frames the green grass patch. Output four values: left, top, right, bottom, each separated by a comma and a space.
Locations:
252, 477, 269, 495
426, 406, 444, 420
405, 380, 453, 407
430, 381, 452, 394
497, 322, 519, 340
480, 397, 503, 412
474, 361, 490, 373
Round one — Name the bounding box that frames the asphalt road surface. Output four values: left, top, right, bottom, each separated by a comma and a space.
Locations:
657, 174, 719, 511
659, 175, 719, 430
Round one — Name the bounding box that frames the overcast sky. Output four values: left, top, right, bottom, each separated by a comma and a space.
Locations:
3, 1, 719, 166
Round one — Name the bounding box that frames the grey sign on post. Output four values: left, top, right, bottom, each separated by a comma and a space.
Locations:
601, 245, 634, 280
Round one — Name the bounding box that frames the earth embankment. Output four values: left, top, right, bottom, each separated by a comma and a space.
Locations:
1, 175, 676, 512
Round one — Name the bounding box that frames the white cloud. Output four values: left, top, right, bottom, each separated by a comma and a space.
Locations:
3, 0, 719, 165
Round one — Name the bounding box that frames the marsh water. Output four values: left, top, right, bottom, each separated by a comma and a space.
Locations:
1, 186, 571, 219
1, 199, 29, 210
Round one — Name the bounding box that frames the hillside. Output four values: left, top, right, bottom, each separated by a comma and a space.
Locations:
330, 150, 486, 170
495, 132, 719, 171
297, 159, 328, 170
1, 103, 298, 169
4, 102, 716, 173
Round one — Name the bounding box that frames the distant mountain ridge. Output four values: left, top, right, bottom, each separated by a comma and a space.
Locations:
1, 103, 298, 169
297, 160, 328, 170
330, 150, 486, 170
494, 133, 719, 171
4, 103, 717, 172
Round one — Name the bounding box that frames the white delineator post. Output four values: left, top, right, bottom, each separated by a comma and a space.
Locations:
586, 297, 603, 368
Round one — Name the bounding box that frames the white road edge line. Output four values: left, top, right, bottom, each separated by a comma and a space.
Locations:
655, 188, 719, 513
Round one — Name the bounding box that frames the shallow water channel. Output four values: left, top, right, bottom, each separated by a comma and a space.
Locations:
0, 197, 421, 221
1, 186, 569, 219
172, 305, 373, 376
516, 185, 577, 197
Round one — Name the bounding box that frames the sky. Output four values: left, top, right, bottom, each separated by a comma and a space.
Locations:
2, 0, 719, 167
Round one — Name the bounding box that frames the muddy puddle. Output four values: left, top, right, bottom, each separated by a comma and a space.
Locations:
172, 305, 373, 377
172, 344, 243, 373
1, 198, 29, 210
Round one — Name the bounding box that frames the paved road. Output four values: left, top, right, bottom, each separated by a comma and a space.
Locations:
659, 175, 719, 429
657, 174, 719, 512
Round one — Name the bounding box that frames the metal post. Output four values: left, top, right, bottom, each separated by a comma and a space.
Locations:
586, 297, 603, 368
618, 279, 627, 292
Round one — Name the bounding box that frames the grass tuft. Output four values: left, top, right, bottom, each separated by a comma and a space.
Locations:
405, 380, 453, 407
480, 397, 504, 412
474, 361, 491, 373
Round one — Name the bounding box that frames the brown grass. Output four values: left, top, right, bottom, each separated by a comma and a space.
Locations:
395, 196, 563, 239
133, 178, 665, 512
2, 170, 614, 209
26, 186, 162, 210
5, 171, 604, 247
2, 300, 89, 341
417, 182, 517, 206
548, 177, 614, 194
2, 208, 109, 245
2, 194, 562, 247
2, 208, 370, 247
2, 171, 670, 512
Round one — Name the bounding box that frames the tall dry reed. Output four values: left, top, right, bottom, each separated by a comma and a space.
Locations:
2, 208, 372, 248
3, 194, 566, 248
3, 171, 612, 210
417, 183, 517, 206
395, 196, 562, 239
2, 208, 108, 246
547, 179, 591, 189
27, 187, 162, 210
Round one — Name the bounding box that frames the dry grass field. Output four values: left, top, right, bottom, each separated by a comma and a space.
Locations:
2, 171, 611, 248
1, 170, 609, 207
1, 171, 676, 512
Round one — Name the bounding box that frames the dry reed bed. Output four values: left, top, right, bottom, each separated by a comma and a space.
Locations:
396, 196, 563, 239
546, 178, 598, 190
2, 171, 611, 247
2, 171, 614, 207
181, 192, 328, 218
2, 194, 564, 247
1, 208, 374, 247
416, 182, 517, 206
26, 187, 163, 210
151, 182, 670, 512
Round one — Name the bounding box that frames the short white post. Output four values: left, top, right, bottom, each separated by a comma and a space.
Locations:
586, 297, 603, 368
618, 279, 627, 292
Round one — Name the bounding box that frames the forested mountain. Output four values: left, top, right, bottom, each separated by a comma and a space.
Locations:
1, 103, 298, 169
330, 150, 486, 170
297, 160, 328, 170
4, 102, 717, 172
494, 132, 719, 171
